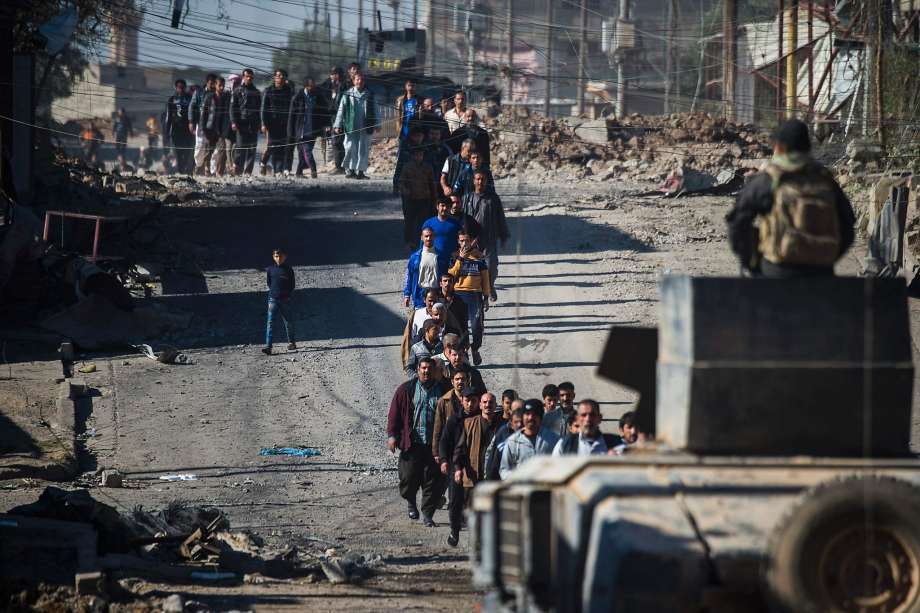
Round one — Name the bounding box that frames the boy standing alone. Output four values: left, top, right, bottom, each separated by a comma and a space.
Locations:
263, 248, 296, 355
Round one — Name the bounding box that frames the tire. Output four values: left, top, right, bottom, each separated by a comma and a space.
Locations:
764, 476, 920, 613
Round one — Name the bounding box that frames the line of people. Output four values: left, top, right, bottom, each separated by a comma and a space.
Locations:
158, 65, 491, 183
161, 63, 379, 178
387, 372, 640, 546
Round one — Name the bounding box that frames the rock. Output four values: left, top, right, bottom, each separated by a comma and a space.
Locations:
626, 136, 640, 148
669, 129, 690, 141
100, 470, 123, 488
321, 558, 349, 584
163, 594, 184, 612
573, 118, 609, 146
158, 193, 180, 205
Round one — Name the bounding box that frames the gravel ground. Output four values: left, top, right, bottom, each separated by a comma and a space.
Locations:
1, 168, 912, 611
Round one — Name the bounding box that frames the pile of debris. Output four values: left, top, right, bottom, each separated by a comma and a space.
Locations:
1, 487, 380, 600
486, 109, 772, 182
369, 110, 772, 185
1, 152, 201, 350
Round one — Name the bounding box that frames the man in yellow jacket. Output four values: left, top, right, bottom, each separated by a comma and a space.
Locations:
448, 228, 492, 366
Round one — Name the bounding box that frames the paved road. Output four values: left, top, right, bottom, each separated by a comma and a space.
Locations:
7, 172, 918, 610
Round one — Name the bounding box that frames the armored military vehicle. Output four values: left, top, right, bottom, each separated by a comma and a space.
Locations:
471, 275, 920, 613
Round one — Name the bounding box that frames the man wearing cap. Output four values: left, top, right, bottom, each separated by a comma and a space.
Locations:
406, 319, 443, 378
439, 385, 481, 540
499, 399, 560, 479
387, 357, 448, 525
726, 119, 855, 278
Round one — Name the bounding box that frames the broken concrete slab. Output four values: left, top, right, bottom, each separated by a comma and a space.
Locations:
0, 368, 80, 481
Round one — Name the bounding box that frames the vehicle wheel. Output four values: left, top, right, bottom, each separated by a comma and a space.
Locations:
764, 476, 920, 613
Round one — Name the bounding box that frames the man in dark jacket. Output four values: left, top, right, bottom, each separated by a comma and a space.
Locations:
439, 386, 481, 546
463, 171, 509, 290
230, 68, 261, 175
406, 319, 443, 378
260, 68, 293, 175
551, 399, 613, 457
165, 79, 194, 174
207, 77, 232, 176
449, 108, 491, 168
726, 119, 854, 278
387, 357, 448, 525
319, 66, 347, 173
449, 392, 503, 545
194, 77, 218, 174
288, 77, 326, 178
262, 247, 296, 355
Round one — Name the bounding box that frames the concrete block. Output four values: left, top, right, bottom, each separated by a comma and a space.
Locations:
657, 275, 914, 456
75, 571, 105, 596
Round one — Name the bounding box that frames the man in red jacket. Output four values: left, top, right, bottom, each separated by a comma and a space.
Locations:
387, 356, 448, 525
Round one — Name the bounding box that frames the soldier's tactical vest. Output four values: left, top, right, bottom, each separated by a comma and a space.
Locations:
758, 162, 841, 267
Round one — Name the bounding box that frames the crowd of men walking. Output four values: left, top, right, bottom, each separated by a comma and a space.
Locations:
385, 96, 639, 544
151, 63, 495, 184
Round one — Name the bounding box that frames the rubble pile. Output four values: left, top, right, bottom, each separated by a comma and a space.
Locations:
6, 487, 381, 592
486, 110, 772, 182
369, 110, 772, 185
1, 151, 204, 349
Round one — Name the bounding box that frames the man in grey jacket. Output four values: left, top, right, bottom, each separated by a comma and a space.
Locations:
406, 319, 443, 378
499, 399, 559, 479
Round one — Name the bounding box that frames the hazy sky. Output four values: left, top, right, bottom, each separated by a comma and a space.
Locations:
133, 0, 417, 74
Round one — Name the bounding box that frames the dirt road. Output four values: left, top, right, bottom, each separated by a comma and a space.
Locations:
0, 171, 894, 610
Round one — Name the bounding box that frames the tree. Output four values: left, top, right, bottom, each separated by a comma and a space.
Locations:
272, 20, 355, 83
13, 0, 111, 117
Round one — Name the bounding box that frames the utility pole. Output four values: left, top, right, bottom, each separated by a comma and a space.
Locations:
467, 1, 476, 88
616, 0, 629, 118
664, 0, 677, 113
428, 1, 436, 75
544, 0, 553, 117
337, 0, 343, 38
358, 0, 364, 32
722, 0, 737, 120
577, 0, 588, 115
413, 0, 418, 28
506, 0, 514, 101
785, 0, 798, 118
874, 0, 891, 145
373, 0, 378, 30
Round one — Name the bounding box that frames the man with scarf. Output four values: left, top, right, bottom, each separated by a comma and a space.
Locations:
260, 69, 293, 175
387, 357, 448, 526
726, 119, 854, 278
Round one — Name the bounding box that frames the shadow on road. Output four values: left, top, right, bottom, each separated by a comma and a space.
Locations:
155, 286, 405, 349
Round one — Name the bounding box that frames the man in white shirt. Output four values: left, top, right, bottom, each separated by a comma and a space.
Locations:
443, 90, 468, 134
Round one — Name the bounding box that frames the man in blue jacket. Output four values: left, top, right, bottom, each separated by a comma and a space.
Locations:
404, 227, 449, 309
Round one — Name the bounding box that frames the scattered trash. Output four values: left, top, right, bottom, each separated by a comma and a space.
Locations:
77, 363, 97, 374
159, 473, 199, 481
259, 447, 321, 457
100, 469, 123, 488
133, 343, 195, 365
